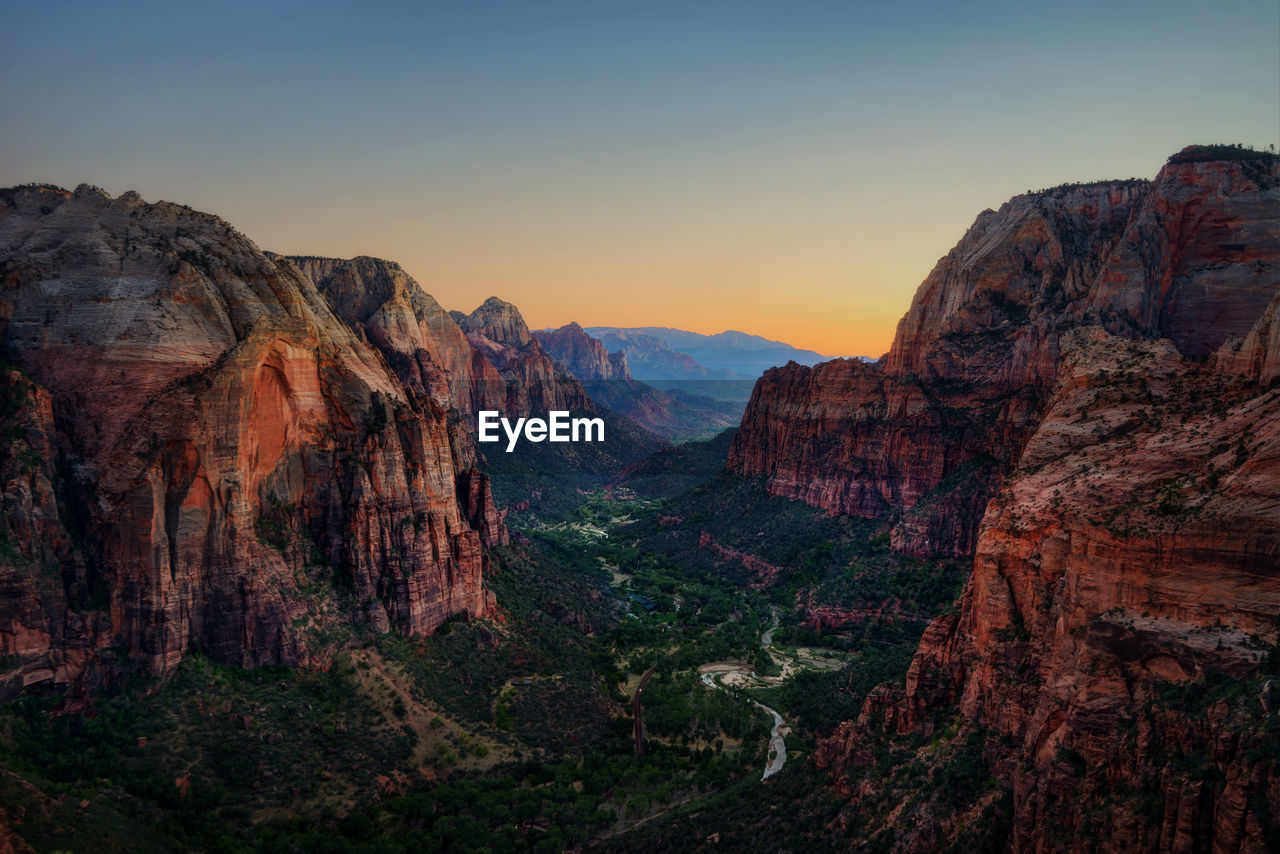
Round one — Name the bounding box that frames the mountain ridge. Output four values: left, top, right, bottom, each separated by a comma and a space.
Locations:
731, 148, 1280, 851
533, 322, 744, 441
585, 325, 833, 381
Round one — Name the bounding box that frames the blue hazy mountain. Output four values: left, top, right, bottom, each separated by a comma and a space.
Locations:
584, 326, 832, 381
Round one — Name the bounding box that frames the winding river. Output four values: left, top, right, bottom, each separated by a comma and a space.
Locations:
697, 606, 789, 780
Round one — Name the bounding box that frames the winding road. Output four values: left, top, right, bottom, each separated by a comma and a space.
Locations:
634, 665, 657, 756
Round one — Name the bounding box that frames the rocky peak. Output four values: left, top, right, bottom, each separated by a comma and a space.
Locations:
609, 349, 629, 377
532, 322, 633, 382
73, 183, 111, 200
1085, 153, 1280, 357
287, 254, 498, 411
458, 296, 531, 349
730, 150, 1279, 559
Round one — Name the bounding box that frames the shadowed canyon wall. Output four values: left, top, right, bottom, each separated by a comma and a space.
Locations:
731, 149, 1280, 851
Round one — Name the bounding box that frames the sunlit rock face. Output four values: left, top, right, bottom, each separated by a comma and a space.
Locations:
0, 184, 493, 694
533, 322, 632, 382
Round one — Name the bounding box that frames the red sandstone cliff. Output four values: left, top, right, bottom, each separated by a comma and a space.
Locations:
730, 151, 1279, 560
817, 323, 1280, 853
0, 185, 495, 694
785, 149, 1280, 851
533, 322, 631, 382
287, 255, 505, 416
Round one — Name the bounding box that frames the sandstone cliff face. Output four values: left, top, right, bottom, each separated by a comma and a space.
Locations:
282, 255, 508, 546
1086, 157, 1279, 358
458, 295, 532, 352
287, 255, 504, 414
796, 150, 1280, 851
0, 185, 493, 693
730, 153, 1279, 559
1216, 290, 1280, 385
533, 322, 631, 382
819, 326, 1280, 853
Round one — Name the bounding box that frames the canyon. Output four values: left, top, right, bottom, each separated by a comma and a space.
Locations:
0, 145, 1275, 852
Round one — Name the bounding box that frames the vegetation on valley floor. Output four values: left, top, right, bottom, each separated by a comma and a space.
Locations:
0, 435, 952, 849
10, 429, 1273, 851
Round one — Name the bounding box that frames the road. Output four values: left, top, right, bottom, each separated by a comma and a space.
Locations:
633, 664, 657, 756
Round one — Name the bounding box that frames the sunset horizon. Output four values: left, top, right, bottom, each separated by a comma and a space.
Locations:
6, 1, 1276, 359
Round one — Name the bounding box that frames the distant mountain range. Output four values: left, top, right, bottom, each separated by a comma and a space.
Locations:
531, 323, 744, 441
583, 326, 833, 382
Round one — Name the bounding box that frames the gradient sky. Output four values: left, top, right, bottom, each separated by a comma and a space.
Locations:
4, 1, 1277, 357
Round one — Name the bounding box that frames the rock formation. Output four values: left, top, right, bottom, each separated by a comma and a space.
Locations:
533, 322, 631, 382
0, 184, 496, 695
286, 254, 504, 415
760, 148, 1280, 851
730, 149, 1279, 560
458, 295, 532, 353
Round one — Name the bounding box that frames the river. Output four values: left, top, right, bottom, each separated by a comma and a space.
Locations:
696, 606, 789, 780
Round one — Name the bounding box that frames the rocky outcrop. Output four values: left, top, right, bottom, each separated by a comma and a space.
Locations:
1217, 289, 1280, 385
287, 255, 505, 414
730, 151, 1279, 559
585, 328, 721, 381
1085, 156, 1280, 358
0, 184, 494, 694
797, 148, 1280, 851
533, 322, 631, 382
458, 295, 532, 352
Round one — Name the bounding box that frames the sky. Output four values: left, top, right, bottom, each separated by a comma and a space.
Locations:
3, 1, 1277, 357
